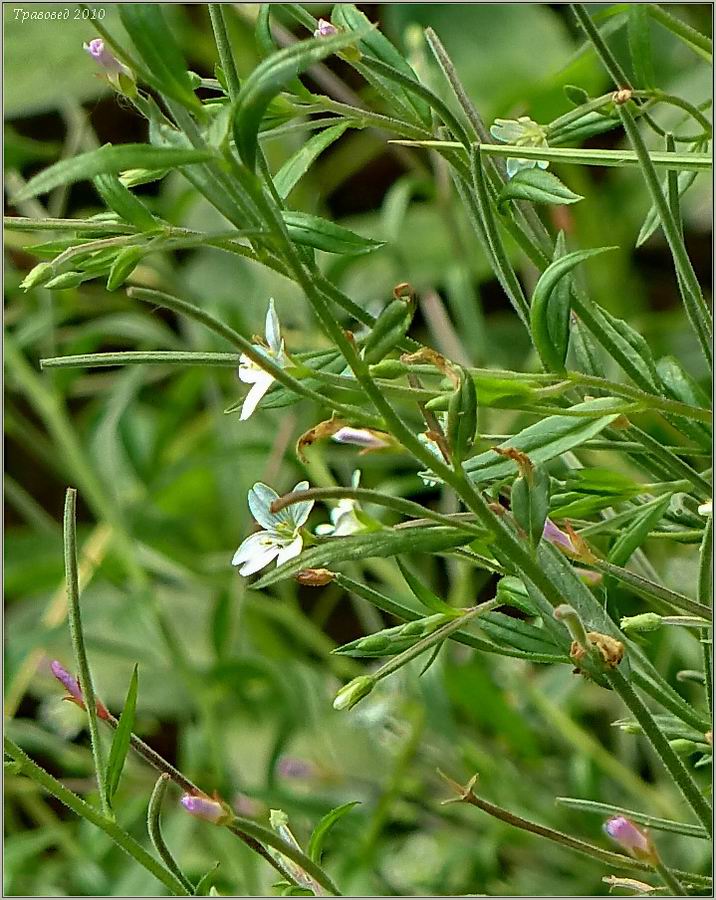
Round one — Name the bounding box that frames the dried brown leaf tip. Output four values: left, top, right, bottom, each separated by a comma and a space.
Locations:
295, 568, 335, 586
400, 347, 460, 385
296, 419, 348, 462
570, 632, 624, 669
492, 446, 533, 478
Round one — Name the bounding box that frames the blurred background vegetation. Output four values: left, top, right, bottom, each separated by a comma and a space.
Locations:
4, 3, 712, 896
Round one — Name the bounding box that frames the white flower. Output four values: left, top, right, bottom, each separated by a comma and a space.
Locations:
315, 471, 367, 536
490, 116, 550, 178
332, 427, 391, 450
232, 481, 314, 576
698, 499, 712, 517
238, 299, 289, 421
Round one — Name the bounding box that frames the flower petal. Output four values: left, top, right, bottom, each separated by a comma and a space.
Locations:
276, 534, 303, 566
240, 375, 273, 420
239, 544, 281, 576
490, 119, 526, 143
265, 298, 282, 354
290, 480, 315, 526
248, 483, 281, 529
232, 531, 271, 566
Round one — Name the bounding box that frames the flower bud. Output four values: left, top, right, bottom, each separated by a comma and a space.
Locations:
44, 271, 85, 290
83, 38, 128, 77
620, 613, 662, 634
106, 247, 143, 291
20, 262, 54, 290
180, 794, 230, 825
333, 675, 375, 711
604, 816, 654, 862
669, 739, 699, 755
369, 359, 408, 379
50, 660, 83, 705
332, 427, 391, 450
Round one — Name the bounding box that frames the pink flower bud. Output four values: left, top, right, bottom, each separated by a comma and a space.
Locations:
604, 816, 653, 860
50, 660, 83, 704
314, 18, 338, 38
83, 38, 128, 76
180, 794, 227, 824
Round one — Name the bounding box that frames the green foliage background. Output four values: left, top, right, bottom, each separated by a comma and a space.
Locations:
4, 4, 712, 896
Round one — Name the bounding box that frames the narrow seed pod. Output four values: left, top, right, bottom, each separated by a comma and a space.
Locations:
106, 247, 144, 291
511, 464, 550, 550
362, 295, 415, 365
446, 367, 477, 466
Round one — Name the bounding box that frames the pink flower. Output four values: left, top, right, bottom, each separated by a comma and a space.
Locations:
83, 39, 128, 76
604, 816, 653, 860
314, 18, 338, 38
332, 427, 391, 450
543, 519, 575, 553
180, 794, 228, 824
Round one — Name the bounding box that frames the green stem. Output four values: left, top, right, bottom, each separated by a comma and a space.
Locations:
41, 351, 239, 369
147, 775, 195, 894
617, 101, 712, 367
63, 488, 109, 815
647, 4, 712, 60
4, 738, 190, 896
373, 599, 501, 681
443, 772, 709, 885
208, 5, 241, 101
273, 486, 486, 536
226, 818, 341, 896
605, 666, 712, 835
653, 857, 686, 896
699, 515, 713, 716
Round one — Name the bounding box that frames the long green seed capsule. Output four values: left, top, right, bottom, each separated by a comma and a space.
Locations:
447, 367, 477, 466
106, 247, 144, 291
44, 271, 86, 290
362, 294, 415, 365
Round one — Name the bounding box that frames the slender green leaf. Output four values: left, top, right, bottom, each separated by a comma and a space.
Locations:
556, 797, 708, 839
274, 122, 351, 198
498, 169, 584, 209
252, 527, 475, 589
530, 246, 615, 372
307, 802, 360, 863
234, 29, 368, 170
12, 146, 214, 203
464, 398, 622, 483
104, 665, 138, 806
628, 4, 656, 89
119, 4, 200, 110
608, 495, 673, 567
390, 140, 713, 171
93, 173, 158, 232
282, 210, 384, 255
397, 559, 461, 617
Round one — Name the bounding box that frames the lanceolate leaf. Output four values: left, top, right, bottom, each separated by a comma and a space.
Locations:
93, 173, 158, 233
105, 665, 138, 807
608, 494, 673, 567
397, 558, 461, 617
530, 246, 615, 372
307, 802, 360, 863
233, 29, 369, 170
282, 211, 384, 255
252, 527, 475, 589
274, 122, 351, 199
498, 169, 584, 209
12, 146, 214, 203
463, 398, 622, 483
119, 4, 200, 110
